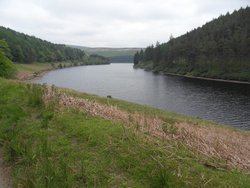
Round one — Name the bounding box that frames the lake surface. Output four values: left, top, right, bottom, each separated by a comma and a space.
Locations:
35, 63, 250, 130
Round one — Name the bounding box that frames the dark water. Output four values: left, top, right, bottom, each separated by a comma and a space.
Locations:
35, 63, 250, 130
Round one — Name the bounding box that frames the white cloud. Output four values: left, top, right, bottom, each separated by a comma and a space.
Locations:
0, 0, 249, 47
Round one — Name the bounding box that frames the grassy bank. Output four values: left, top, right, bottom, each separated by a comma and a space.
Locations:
15, 62, 82, 80
0, 78, 250, 187
15, 63, 52, 80
15, 60, 110, 80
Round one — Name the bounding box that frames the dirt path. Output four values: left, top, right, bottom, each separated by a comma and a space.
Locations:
0, 150, 12, 188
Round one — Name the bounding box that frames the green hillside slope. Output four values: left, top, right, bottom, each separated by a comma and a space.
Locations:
0, 78, 250, 187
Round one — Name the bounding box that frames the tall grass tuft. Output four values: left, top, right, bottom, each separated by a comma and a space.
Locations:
149, 162, 174, 188
27, 84, 44, 108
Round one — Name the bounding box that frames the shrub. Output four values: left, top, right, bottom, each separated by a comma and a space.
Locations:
0, 51, 16, 78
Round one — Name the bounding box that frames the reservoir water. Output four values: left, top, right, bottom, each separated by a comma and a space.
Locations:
35, 63, 250, 130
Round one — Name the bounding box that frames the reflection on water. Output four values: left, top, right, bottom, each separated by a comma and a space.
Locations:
35, 63, 250, 130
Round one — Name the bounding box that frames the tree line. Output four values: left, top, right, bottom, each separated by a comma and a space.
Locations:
134, 7, 250, 81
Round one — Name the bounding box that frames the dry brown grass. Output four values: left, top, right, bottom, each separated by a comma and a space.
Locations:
175, 122, 250, 171
58, 93, 166, 138
43, 86, 250, 172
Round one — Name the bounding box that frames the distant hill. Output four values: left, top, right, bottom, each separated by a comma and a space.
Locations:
135, 7, 250, 81
69, 45, 143, 63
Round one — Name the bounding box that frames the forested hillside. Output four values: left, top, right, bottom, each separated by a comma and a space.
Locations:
0, 26, 86, 63
134, 7, 250, 81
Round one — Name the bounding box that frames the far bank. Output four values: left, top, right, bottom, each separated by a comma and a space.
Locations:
134, 62, 250, 85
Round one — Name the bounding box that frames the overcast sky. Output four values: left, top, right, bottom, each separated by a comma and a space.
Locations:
0, 0, 249, 47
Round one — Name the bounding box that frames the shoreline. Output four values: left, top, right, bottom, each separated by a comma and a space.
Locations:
134, 65, 250, 85
16, 69, 52, 81
162, 72, 250, 85
15, 62, 111, 81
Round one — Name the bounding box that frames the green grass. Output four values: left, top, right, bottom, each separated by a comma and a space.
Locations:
15, 62, 85, 74
0, 78, 249, 187
15, 63, 53, 73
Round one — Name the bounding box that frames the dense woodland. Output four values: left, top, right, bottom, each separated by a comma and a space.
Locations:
134, 7, 250, 81
0, 26, 86, 63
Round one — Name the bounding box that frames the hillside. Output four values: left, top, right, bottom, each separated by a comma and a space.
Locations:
70, 45, 142, 63
134, 7, 250, 81
0, 26, 86, 63
0, 78, 250, 187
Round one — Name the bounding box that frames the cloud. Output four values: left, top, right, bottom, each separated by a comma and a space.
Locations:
0, 0, 249, 47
